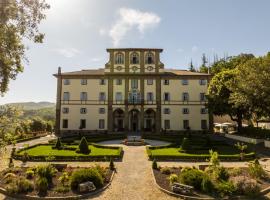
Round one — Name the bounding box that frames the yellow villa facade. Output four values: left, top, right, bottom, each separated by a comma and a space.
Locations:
54, 48, 211, 136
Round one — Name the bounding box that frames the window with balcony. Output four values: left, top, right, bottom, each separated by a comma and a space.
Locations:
81, 79, 87, 85
63, 79, 70, 85
128, 90, 141, 104
80, 108, 87, 114
164, 92, 170, 101
63, 92, 70, 101
80, 92, 87, 101
182, 92, 189, 101
182, 108, 189, 114
62, 119, 68, 128
115, 53, 124, 64
62, 107, 69, 114
182, 79, 189, 85
99, 92, 106, 101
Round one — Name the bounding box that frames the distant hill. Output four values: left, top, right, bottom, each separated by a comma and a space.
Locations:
5, 101, 55, 110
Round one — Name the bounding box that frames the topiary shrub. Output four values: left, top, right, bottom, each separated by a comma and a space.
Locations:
181, 137, 190, 151
54, 137, 63, 150
70, 168, 103, 191
77, 137, 90, 154
169, 174, 178, 185
179, 167, 204, 190
152, 159, 158, 170
36, 176, 48, 195
109, 158, 115, 170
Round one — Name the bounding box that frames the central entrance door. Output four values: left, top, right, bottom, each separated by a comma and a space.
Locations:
129, 109, 140, 132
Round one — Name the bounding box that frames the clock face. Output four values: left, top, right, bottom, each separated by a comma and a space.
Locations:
116, 66, 123, 71
132, 66, 139, 71
146, 66, 154, 71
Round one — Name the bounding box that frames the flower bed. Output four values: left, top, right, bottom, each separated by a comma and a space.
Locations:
13, 143, 123, 161
0, 164, 114, 198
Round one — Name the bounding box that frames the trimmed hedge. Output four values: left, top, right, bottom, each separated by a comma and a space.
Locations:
238, 127, 270, 139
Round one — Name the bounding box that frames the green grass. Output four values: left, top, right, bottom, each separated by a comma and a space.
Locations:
18, 144, 121, 157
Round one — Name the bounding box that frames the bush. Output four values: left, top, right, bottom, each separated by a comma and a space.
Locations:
77, 137, 90, 154
152, 159, 158, 170
168, 174, 178, 185
26, 169, 35, 179
70, 168, 103, 190
161, 167, 171, 175
181, 137, 190, 151
93, 165, 107, 179
6, 182, 18, 194
216, 166, 229, 181
58, 172, 69, 186
231, 176, 260, 197
55, 185, 70, 193
248, 159, 266, 179
55, 137, 62, 150
216, 181, 236, 197
179, 167, 204, 190
6, 177, 33, 194
201, 174, 214, 193
36, 164, 57, 183
109, 158, 115, 170
36, 177, 48, 195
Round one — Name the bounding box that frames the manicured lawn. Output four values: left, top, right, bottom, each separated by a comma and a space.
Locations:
18, 144, 121, 157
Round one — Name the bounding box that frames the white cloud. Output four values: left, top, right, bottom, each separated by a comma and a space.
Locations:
53, 48, 80, 58
191, 46, 199, 53
107, 8, 161, 46
90, 57, 103, 62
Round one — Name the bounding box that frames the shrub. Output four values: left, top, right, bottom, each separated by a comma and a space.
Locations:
152, 159, 158, 170
181, 137, 190, 151
55, 137, 63, 150
58, 172, 69, 186
36, 177, 48, 195
36, 164, 57, 183
77, 137, 90, 154
216, 181, 236, 197
26, 169, 35, 179
55, 185, 70, 193
248, 159, 266, 179
70, 168, 103, 190
168, 174, 178, 185
179, 167, 204, 190
231, 176, 260, 197
6, 177, 33, 194
94, 165, 107, 179
6, 182, 18, 194
161, 167, 171, 175
109, 158, 115, 170
216, 166, 229, 181
201, 174, 214, 193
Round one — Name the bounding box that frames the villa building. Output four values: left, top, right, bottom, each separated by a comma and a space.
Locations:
54, 48, 211, 136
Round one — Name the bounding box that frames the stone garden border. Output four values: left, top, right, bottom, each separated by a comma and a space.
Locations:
151, 169, 270, 200
0, 170, 115, 200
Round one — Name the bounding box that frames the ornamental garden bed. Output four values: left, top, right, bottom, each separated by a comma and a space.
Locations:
13, 143, 123, 161
0, 164, 114, 198
152, 158, 270, 199
146, 137, 255, 161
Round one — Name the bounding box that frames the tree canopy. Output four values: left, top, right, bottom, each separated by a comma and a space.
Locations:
0, 0, 50, 95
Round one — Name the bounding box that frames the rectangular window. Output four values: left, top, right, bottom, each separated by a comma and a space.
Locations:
80, 92, 87, 101
201, 120, 207, 130
63, 79, 70, 85
99, 108, 105, 114
99, 92, 106, 101
147, 79, 153, 85
81, 79, 87, 85
131, 79, 138, 89
62, 119, 68, 128
80, 119, 86, 129
99, 119, 105, 129
164, 79, 170, 85
182, 92, 189, 101
80, 108, 87, 114
201, 108, 208, 114
62, 107, 69, 114
182, 108, 189, 114
164, 120, 170, 129
164, 108, 170, 114
116, 79, 122, 85
116, 92, 123, 101
164, 93, 170, 101
63, 92, 70, 101
200, 93, 206, 101
100, 79, 106, 85
182, 79, 189, 85
147, 92, 154, 101
183, 120, 189, 129
199, 79, 207, 85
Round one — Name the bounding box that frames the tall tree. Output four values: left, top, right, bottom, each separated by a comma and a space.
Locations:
0, 0, 50, 95
189, 59, 196, 72
199, 53, 209, 73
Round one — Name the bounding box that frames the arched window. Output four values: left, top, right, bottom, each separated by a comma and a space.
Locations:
115, 53, 124, 64
130, 52, 139, 64
146, 52, 154, 64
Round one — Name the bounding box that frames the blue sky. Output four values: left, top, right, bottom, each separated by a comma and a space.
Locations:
1, 0, 270, 104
